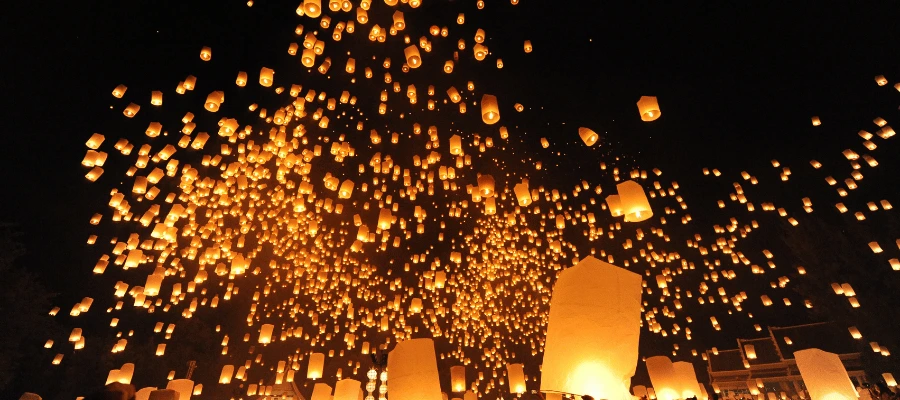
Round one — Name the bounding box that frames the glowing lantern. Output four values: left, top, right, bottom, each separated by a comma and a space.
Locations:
646, 357, 680, 400
258, 323, 274, 344
672, 362, 702, 399
579, 127, 599, 146
607, 195, 623, 217
259, 67, 274, 87
304, 0, 322, 17
236, 71, 247, 87
451, 366, 466, 392
166, 379, 194, 400
794, 348, 857, 400
616, 180, 652, 222
404, 45, 421, 68
219, 365, 235, 384
540, 256, 643, 400
811, 116, 822, 126
308, 352, 325, 379
477, 175, 495, 197
449, 135, 463, 155
514, 180, 531, 206
507, 364, 526, 394
875, 75, 888, 86
636, 96, 661, 121
199, 46, 212, 61
481, 94, 500, 124
388, 339, 442, 400
524, 40, 533, 53
205, 91, 224, 112
745, 344, 757, 359
112, 84, 127, 98
312, 383, 333, 400
335, 379, 362, 400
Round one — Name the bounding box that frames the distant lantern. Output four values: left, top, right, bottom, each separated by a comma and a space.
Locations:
524, 40, 533, 53
258, 323, 274, 344
811, 116, 822, 126
541, 256, 643, 400
388, 339, 443, 400
199, 46, 212, 61
875, 75, 888, 86
204, 91, 224, 112
392, 11, 406, 30
636, 96, 661, 121
236, 71, 248, 87
579, 127, 599, 146
308, 352, 325, 379
507, 364, 526, 394
617, 180, 653, 222
744, 344, 757, 359
444, 60, 454, 73
794, 349, 858, 400
481, 94, 500, 124
112, 84, 127, 98
477, 174, 495, 197
473, 44, 488, 61
405, 45, 422, 68
303, 0, 322, 17
259, 67, 274, 87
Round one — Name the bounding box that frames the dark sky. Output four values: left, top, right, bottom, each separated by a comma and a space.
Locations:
2, 1, 900, 398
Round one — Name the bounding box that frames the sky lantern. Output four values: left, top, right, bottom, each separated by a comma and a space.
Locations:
112, 84, 127, 98
578, 127, 599, 146
541, 256, 642, 400
308, 352, 325, 379
477, 174, 495, 197
303, 0, 322, 17
636, 96, 661, 121
524, 40, 532, 53
672, 361, 702, 399
312, 383, 333, 400
259, 67, 274, 87
481, 94, 500, 124
646, 356, 680, 400
794, 348, 857, 400
811, 116, 822, 126
507, 363, 526, 394
388, 339, 442, 400
405, 45, 422, 68
199, 46, 211, 61
451, 366, 466, 392
258, 323, 274, 344
514, 180, 531, 206
335, 379, 362, 400
616, 180, 653, 222
166, 379, 194, 400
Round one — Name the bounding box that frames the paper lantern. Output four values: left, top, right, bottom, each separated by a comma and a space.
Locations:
883, 373, 897, 387
540, 256, 643, 400
451, 366, 466, 392
477, 175, 495, 197
147, 390, 178, 400
514, 180, 532, 207
606, 195, 623, 217
308, 352, 325, 379
617, 180, 653, 222
794, 348, 857, 400
335, 379, 362, 400
166, 379, 194, 400
404, 45, 421, 68
578, 127, 599, 146
199, 46, 211, 61
672, 361, 702, 399
646, 356, 680, 400
745, 344, 757, 359
636, 96, 661, 121
219, 365, 235, 384
507, 363, 526, 394
388, 339, 442, 400
481, 94, 500, 124
303, 0, 322, 17
312, 383, 333, 400
524, 40, 533, 53
112, 84, 127, 98
259, 67, 274, 87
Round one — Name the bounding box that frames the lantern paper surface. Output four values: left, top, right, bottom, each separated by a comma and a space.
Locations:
312, 383, 334, 400
645, 356, 679, 400
387, 338, 443, 400
165, 379, 194, 400
672, 361, 702, 399
617, 180, 653, 222
794, 348, 857, 400
335, 379, 362, 400
540, 256, 642, 400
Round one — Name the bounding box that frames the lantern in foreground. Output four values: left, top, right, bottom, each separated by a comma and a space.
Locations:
450, 366, 466, 392
636, 96, 661, 121
311, 383, 333, 400
481, 94, 500, 125
259, 67, 274, 87
404, 45, 422, 68
540, 256, 642, 400
388, 339, 442, 400
794, 348, 857, 400
606, 195, 623, 217
646, 356, 680, 400
507, 363, 526, 394
617, 180, 652, 222
308, 352, 325, 379
258, 324, 274, 344
672, 361, 702, 399
578, 127, 599, 146
304, 0, 322, 17
335, 379, 362, 400
166, 379, 193, 400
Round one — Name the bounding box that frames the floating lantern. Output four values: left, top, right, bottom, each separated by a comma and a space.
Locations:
579, 127, 599, 146
636, 96, 661, 121
481, 94, 499, 124
617, 180, 653, 222
388, 339, 442, 400
794, 349, 857, 400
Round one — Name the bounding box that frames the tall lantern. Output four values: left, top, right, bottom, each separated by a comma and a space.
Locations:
308, 352, 326, 379
259, 67, 275, 87
616, 180, 652, 222
481, 94, 500, 125
165, 379, 194, 400
645, 356, 679, 400
477, 175, 495, 198
388, 339, 442, 400
514, 180, 532, 207
258, 324, 274, 344
335, 379, 362, 400
303, 0, 322, 17
578, 127, 599, 146
636, 96, 661, 121
606, 195, 623, 217
672, 361, 702, 399
507, 363, 526, 394
450, 366, 466, 392
794, 348, 857, 400
311, 383, 334, 400
540, 256, 643, 400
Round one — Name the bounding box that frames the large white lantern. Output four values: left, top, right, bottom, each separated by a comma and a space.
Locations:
540, 256, 643, 400
645, 356, 679, 400
616, 180, 653, 222
387, 339, 442, 400
794, 349, 858, 400
335, 379, 362, 400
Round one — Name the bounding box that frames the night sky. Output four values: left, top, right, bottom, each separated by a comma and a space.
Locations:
2, 1, 900, 399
